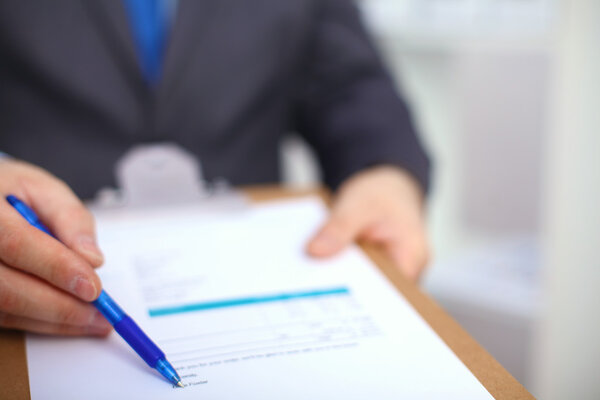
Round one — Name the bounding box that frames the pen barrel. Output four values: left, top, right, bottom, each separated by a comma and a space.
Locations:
93, 290, 125, 325
113, 316, 165, 368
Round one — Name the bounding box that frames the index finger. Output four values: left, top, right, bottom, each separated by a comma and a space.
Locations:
0, 203, 102, 301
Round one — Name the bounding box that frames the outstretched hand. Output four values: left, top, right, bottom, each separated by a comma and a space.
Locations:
306, 166, 429, 282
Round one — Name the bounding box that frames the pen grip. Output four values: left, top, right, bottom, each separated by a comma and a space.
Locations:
113, 316, 165, 368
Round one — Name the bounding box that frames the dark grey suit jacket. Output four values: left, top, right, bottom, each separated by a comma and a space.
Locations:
0, 0, 430, 200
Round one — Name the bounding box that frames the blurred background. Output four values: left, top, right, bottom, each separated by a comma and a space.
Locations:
279, 0, 599, 398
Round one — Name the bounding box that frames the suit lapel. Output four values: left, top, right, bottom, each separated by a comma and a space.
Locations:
158, 0, 221, 100
82, 0, 146, 95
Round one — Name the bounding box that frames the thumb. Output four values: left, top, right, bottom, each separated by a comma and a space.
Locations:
26, 180, 104, 268
306, 207, 367, 258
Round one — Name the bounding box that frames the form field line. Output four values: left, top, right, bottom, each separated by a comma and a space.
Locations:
148, 286, 350, 317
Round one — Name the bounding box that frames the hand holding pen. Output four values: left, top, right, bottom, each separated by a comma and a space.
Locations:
0, 159, 182, 386
0, 160, 110, 336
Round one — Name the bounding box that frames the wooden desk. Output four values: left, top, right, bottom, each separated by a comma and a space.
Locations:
0, 186, 534, 399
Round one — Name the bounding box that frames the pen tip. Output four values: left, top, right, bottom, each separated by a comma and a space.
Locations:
177, 381, 184, 388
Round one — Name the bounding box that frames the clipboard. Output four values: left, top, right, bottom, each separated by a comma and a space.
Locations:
0, 146, 534, 399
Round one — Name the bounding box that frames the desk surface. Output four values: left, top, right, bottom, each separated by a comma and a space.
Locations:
0, 186, 534, 400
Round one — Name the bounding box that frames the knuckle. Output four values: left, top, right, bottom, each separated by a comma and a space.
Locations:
55, 304, 85, 325
0, 312, 19, 330
0, 283, 19, 312
0, 227, 24, 260
54, 324, 75, 335
0, 268, 18, 312
47, 250, 77, 286
56, 324, 88, 336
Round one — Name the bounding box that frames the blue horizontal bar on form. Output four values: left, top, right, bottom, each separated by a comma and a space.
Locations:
148, 286, 351, 318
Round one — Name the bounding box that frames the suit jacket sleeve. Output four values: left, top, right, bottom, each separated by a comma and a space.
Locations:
293, 0, 431, 193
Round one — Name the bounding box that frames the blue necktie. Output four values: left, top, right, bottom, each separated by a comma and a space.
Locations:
123, 0, 168, 85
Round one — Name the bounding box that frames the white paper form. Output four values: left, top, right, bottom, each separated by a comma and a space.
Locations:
26, 198, 494, 399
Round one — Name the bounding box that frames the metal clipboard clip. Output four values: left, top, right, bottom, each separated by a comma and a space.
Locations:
89, 143, 247, 214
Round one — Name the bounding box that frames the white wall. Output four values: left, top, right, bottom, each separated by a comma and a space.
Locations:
384, 44, 548, 396
534, 1, 600, 398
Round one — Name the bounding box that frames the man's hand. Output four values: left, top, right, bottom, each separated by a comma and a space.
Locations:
307, 166, 429, 282
0, 159, 111, 335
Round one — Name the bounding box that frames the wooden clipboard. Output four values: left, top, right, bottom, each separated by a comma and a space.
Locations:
0, 186, 534, 399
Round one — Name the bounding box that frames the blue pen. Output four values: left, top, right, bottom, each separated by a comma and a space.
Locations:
6, 195, 184, 388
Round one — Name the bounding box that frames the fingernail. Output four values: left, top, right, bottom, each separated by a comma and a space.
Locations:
78, 235, 104, 265
71, 276, 97, 301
